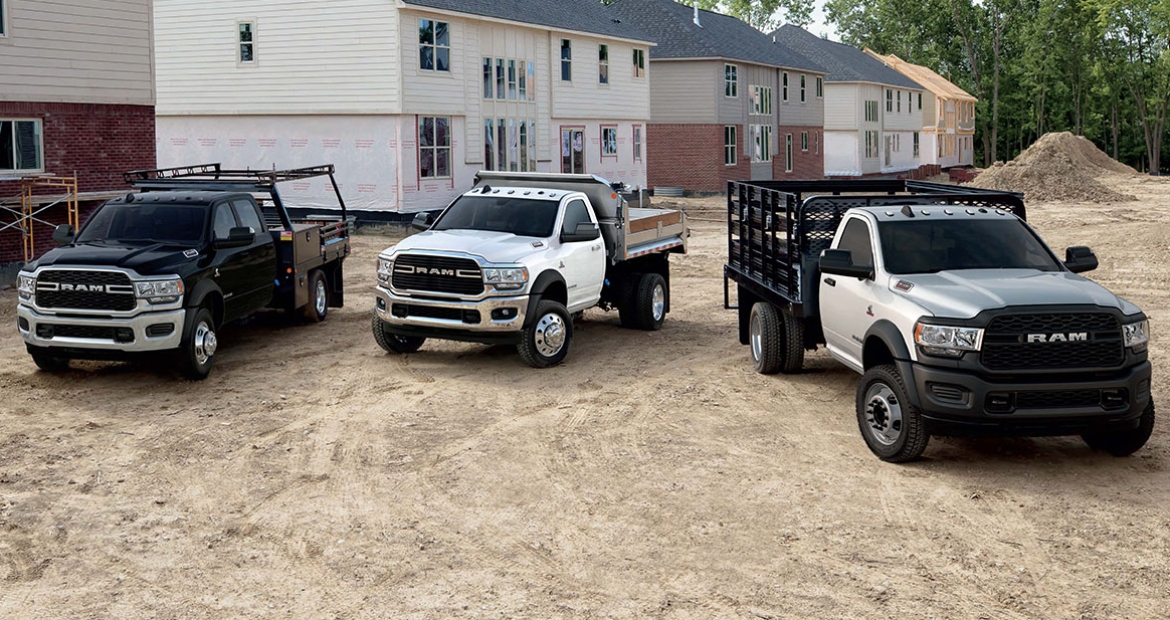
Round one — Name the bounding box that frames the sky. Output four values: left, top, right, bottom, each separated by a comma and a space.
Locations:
804, 2, 840, 41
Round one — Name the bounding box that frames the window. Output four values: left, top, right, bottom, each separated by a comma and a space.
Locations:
509, 119, 518, 171
498, 118, 507, 170
526, 62, 536, 101
865, 130, 879, 159
814, 131, 820, 155
482, 58, 492, 99
633, 48, 646, 78
633, 125, 643, 162
897, 91, 901, 113
496, 59, 505, 100
864, 101, 878, 122
838, 218, 874, 269
0, 119, 43, 172
232, 200, 264, 233
750, 125, 772, 163
418, 117, 451, 179
800, 74, 806, 103
918, 92, 922, 110
484, 119, 495, 170
528, 119, 537, 170
560, 39, 572, 82
562, 128, 585, 174
784, 134, 793, 173
913, 132, 920, 158
751, 86, 772, 116
212, 204, 238, 240
816, 76, 823, 98
0, 0, 7, 37
724, 126, 737, 166
782, 73, 789, 102
598, 45, 609, 85
725, 64, 738, 98
508, 60, 517, 99
886, 89, 892, 112
238, 22, 255, 63
519, 60, 527, 99
801, 131, 808, 152
601, 126, 618, 157
418, 19, 449, 72
562, 199, 594, 237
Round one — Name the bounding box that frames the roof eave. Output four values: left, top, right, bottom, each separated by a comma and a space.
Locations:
400, 2, 656, 46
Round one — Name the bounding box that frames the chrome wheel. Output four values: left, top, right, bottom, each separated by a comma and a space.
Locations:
534, 312, 567, 357
749, 310, 763, 362
652, 283, 666, 322
193, 320, 217, 366
314, 278, 328, 316
864, 383, 903, 446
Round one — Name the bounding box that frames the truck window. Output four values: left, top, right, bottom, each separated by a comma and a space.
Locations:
878, 219, 1063, 275
212, 203, 238, 240
75, 204, 207, 246
232, 199, 265, 233
837, 218, 874, 268
561, 199, 593, 235
432, 195, 560, 238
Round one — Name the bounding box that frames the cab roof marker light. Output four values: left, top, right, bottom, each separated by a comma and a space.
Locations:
921, 209, 931, 216
944, 209, 954, 215
885, 211, 895, 217
966, 209, 976, 215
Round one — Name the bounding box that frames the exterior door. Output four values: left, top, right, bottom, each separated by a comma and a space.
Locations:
231, 198, 278, 313
561, 128, 585, 174
819, 216, 878, 372
209, 201, 251, 322
558, 198, 605, 311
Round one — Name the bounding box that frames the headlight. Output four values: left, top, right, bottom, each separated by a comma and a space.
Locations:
135, 278, 184, 304
17, 274, 35, 299
377, 257, 394, 285
915, 322, 984, 358
1124, 319, 1149, 352
484, 267, 528, 291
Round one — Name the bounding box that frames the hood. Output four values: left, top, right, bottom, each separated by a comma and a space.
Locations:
29, 241, 202, 275
389, 229, 548, 264
893, 269, 1139, 319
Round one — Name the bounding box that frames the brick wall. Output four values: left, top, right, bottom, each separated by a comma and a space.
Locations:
1, 102, 155, 264
772, 126, 825, 180
647, 123, 748, 193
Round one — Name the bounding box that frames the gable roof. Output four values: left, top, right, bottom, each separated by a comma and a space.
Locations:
606, 0, 824, 74
401, 0, 652, 43
865, 50, 976, 101
770, 25, 922, 90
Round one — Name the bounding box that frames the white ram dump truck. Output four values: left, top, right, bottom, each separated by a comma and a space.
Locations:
372, 172, 688, 367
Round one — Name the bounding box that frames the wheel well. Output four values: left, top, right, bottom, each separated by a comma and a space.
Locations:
538, 280, 567, 307
863, 336, 895, 370
204, 292, 225, 328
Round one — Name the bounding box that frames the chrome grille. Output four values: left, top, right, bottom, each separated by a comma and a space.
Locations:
391, 255, 484, 295
36, 270, 137, 312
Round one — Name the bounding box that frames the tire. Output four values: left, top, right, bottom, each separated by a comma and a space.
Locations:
371, 312, 425, 354
617, 275, 641, 328
855, 364, 929, 463
303, 270, 329, 323
1082, 400, 1155, 457
179, 307, 218, 381
748, 302, 805, 375
31, 352, 70, 373
622, 272, 667, 331
517, 300, 572, 368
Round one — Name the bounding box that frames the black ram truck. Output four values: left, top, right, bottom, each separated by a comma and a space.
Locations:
15, 164, 352, 379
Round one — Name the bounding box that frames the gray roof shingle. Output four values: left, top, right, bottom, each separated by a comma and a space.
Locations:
770, 25, 922, 89
606, 0, 824, 73
401, 0, 653, 43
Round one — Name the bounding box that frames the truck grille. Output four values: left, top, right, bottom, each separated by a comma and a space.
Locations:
391, 255, 484, 295
981, 313, 1123, 371
36, 270, 137, 312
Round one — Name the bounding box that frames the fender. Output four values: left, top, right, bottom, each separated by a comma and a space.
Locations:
186, 277, 223, 310
863, 320, 913, 363
524, 270, 567, 327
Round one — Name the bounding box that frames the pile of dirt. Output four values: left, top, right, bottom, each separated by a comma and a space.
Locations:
972, 132, 1136, 203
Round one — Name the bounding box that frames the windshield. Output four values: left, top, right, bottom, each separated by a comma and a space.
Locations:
432, 195, 559, 238
878, 218, 1063, 275
76, 203, 208, 246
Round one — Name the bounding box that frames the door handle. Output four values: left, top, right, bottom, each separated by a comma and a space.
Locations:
824, 278, 837, 287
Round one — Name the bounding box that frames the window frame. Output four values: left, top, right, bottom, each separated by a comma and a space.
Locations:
237, 20, 256, 65
897, 90, 901, 113
632, 48, 646, 79
418, 116, 453, 180
816, 76, 823, 98
632, 124, 643, 162
598, 44, 609, 85
2, 0, 11, 38
784, 133, 793, 173
560, 39, 572, 82
725, 64, 738, 98
918, 92, 922, 110
418, 19, 450, 73
799, 74, 806, 103
801, 131, 808, 152
724, 125, 737, 166
886, 89, 892, 113
508, 59, 518, 99
782, 72, 789, 102
750, 124, 772, 163
600, 125, 619, 159
913, 131, 920, 158
837, 217, 875, 269
0, 118, 45, 173
482, 57, 493, 99
751, 85, 772, 116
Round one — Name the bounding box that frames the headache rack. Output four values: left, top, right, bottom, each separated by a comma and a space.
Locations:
725, 180, 1026, 315
124, 163, 348, 231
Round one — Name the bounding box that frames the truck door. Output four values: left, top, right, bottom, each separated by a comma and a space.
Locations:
557, 197, 605, 311
209, 201, 250, 322
819, 216, 877, 371
231, 198, 278, 313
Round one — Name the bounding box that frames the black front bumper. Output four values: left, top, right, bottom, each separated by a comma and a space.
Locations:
902, 360, 1152, 437
380, 322, 524, 347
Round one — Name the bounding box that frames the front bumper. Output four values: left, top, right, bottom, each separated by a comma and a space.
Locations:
906, 360, 1153, 436
373, 285, 528, 345
18, 304, 186, 354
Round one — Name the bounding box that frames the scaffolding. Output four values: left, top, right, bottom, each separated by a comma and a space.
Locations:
0, 176, 80, 263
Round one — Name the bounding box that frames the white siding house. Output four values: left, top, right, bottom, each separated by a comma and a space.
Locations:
154, 0, 652, 215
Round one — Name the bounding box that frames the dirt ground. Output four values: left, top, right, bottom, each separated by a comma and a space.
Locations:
2, 177, 1168, 619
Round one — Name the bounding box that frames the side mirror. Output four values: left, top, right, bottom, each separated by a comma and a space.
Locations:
412, 212, 435, 232
820, 249, 874, 279
53, 224, 75, 245
561, 221, 601, 243
214, 226, 255, 249
1064, 246, 1098, 274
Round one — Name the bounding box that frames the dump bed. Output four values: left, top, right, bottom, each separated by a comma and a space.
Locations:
724, 180, 1026, 316
473, 171, 687, 261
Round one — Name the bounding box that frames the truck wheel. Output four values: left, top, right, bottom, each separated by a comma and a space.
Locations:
304, 270, 329, 323
1082, 400, 1155, 457
371, 313, 425, 354
749, 302, 804, 374
626, 272, 667, 331
856, 365, 929, 463
518, 300, 572, 368
179, 307, 217, 381
31, 352, 70, 373
617, 275, 640, 328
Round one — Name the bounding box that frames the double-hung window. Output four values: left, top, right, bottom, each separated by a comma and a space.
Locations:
599, 45, 609, 85
419, 19, 450, 71
886, 89, 892, 112
418, 117, 451, 179
238, 22, 255, 63
560, 39, 572, 82
725, 64, 738, 98
0, 119, 43, 173
724, 126, 737, 165
601, 126, 618, 158
633, 48, 646, 78
913, 132, 920, 158
785, 134, 793, 173
1, 0, 8, 37
816, 76, 823, 98
781, 73, 789, 102
482, 57, 492, 98
633, 125, 643, 162
508, 60, 517, 99
799, 74, 806, 103
897, 91, 901, 113
801, 131, 808, 152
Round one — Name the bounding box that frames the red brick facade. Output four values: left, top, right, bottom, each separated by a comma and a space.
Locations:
647, 123, 825, 193
1, 102, 155, 264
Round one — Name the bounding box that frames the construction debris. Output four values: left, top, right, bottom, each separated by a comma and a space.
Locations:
971, 132, 1136, 203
